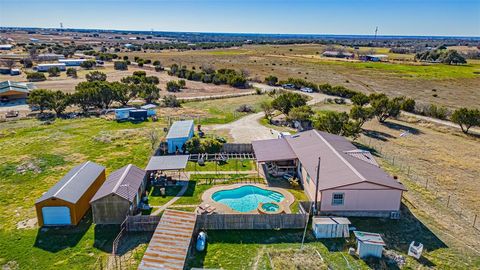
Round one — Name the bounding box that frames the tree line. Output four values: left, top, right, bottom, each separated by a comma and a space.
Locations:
169, 64, 249, 88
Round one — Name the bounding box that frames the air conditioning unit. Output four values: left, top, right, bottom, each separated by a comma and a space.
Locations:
390, 211, 400, 219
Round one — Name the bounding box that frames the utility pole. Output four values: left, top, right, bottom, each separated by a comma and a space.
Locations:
313, 157, 321, 215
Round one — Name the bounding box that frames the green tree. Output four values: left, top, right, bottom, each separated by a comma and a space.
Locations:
185, 136, 202, 154
163, 95, 181, 108
400, 98, 416, 112
349, 105, 373, 127
440, 50, 467, 65
111, 82, 131, 106
287, 105, 314, 122
26, 72, 46, 82
47, 90, 70, 116
260, 100, 274, 122
313, 111, 350, 135
80, 60, 96, 69
66, 68, 77, 78
137, 83, 160, 103
27, 89, 51, 113
451, 108, 480, 134
351, 93, 370, 106
86, 71, 107, 82
369, 94, 401, 122
166, 81, 181, 92
264, 75, 278, 86
48, 67, 60, 77
271, 92, 308, 115
178, 79, 186, 88
114, 61, 128, 70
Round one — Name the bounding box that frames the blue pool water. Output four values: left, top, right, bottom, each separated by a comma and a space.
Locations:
212, 185, 284, 212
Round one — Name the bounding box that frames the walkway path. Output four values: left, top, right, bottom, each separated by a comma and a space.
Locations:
151, 182, 189, 216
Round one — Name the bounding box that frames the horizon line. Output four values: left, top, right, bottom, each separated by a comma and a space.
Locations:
2, 26, 479, 39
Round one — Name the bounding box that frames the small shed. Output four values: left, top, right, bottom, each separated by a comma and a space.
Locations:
312, 217, 350, 238
129, 109, 148, 121
166, 120, 194, 153
353, 231, 386, 258
90, 164, 146, 224
35, 161, 106, 226
115, 107, 135, 120
140, 104, 157, 116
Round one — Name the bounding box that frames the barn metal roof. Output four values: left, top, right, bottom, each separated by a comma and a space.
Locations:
252, 138, 297, 162
0, 80, 35, 94
90, 164, 146, 203
36, 161, 105, 204
145, 155, 189, 171
166, 120, 194, 140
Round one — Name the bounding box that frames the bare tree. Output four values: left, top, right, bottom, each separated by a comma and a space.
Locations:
1, 59, 15, 69
28, 47, 38, 61
148, 129, 159, 152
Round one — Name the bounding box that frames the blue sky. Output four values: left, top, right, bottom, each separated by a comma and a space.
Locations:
0, 0, 479, 36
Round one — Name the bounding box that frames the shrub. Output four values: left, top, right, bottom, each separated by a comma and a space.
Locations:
264, 75, 278, 86
48, 67, 60, 77
236, 104, 254, 113
163, 95, 181, 107
80, 60, 96, 69
114, 61, 128, 70
26, 72, 46, 82
86, 71, 107, 82
66, 68, 77, 78
451, 108, 480, 134
401, 98, 416, 112
166, 81, 181, 92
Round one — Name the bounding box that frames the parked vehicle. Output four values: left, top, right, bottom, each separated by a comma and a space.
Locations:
300, 87, 313, 93
282, 83, 296, 89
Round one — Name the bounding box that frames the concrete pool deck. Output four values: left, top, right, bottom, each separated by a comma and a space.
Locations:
200, 183, 295, 214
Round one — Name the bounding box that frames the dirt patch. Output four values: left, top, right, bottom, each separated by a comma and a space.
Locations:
16, 218, 37, 229
267, 247, 328, 270
2, 261, 19, 270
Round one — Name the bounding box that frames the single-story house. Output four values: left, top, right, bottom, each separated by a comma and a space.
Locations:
322, 51, 354, 59
37, 53, 65, 61
0, 80, 36, 101
166, 120, 194, 154
35, 63, 66, 72
252, 130, 406, 217
90, 164, 147, 224
35, 161, 106, 226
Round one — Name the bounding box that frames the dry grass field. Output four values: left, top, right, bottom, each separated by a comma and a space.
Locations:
120, 44, 480, 109
0, 64, 245, 98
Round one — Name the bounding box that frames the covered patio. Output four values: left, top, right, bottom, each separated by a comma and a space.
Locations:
145, 155, 190, 186
252, 139, 298, 177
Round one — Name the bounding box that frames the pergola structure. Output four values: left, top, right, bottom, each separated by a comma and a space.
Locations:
145, 155, 189, 184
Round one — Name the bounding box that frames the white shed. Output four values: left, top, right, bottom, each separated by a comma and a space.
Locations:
312, 217, 350, 238
353, 231, 385, 259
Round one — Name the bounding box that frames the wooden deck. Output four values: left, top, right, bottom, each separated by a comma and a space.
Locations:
138, 210, 197, 270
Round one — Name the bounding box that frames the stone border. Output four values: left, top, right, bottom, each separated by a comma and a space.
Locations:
200, 183, 295, 214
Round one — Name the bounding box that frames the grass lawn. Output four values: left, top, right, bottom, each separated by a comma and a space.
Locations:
182, 94, 272, 124
147, 185, 183, 206
0, 117, 164, 269
173, 180, 213, 206
186, 160, 256, 172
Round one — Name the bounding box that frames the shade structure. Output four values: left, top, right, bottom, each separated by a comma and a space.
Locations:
145, 155, 189, 171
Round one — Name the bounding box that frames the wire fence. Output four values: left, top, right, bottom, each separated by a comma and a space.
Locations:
358, 137, 479, 231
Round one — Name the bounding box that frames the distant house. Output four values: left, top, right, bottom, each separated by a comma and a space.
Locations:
90, 164, 147, 224
252, 130, 406, 218
35, 63, 66, 72
37, 53, 65, 61
58, 58, 88, 66
322, 51, 354, 59
35, 161, 106, 226
0, 44, 13, 50
166, 120, 195, 154
0, 80, 35, 102
362, 54, 388, 62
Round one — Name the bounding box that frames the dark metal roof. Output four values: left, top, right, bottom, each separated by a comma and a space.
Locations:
252, 138, 297, 162
36, 161, 105, 204
0, 80, 35, 94
90, 164, 146, 203
166, 120, 194, 140
145, 155, 189, 171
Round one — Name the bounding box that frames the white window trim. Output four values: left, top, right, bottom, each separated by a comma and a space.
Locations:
332, 192, 345, 206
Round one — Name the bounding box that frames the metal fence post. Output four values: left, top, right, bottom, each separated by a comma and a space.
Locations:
447, 195, 450, 207
474, 214, 477, 228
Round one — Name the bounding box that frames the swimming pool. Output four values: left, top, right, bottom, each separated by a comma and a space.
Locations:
212, 185, 285, 212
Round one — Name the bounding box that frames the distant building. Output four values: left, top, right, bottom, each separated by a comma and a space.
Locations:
166, 120, 195, 154
0, 44, 13, 50
361, 54, 388, 62
10, 68, 21, 76
58, 58, 88, 66
322, 51, 354, 59
0, 80, 35, 102
37, 53, 65, 61
35, 63, 66, 72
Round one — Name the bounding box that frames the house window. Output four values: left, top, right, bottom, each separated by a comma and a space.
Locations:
306, 174, 310, 184
332, 193, 344, 205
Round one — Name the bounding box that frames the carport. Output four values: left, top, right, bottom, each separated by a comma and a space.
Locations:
252, 138, 298, 177
145, 155, 189, 185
